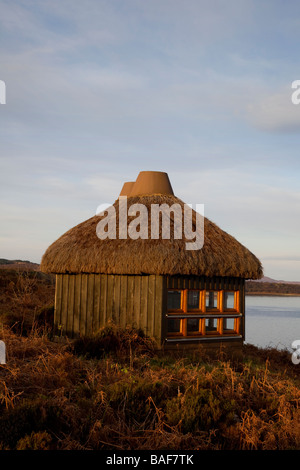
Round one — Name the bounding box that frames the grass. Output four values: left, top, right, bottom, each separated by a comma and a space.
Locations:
0, 269, 299, 450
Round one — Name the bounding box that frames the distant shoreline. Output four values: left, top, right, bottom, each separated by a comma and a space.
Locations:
246, 280, 300, 297
246, 292, 300, 297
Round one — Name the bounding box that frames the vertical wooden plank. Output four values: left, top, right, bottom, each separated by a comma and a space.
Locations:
154, 275, 164, 344
140, 276, 148, 333
67, 275, 75, 336
73, 274, 82, 336
54, 274, 62, 330
86, 274, 95, 335
147, 275, 156, 339
113, 275, 121, 325
106, 275, 114, 324
61, 275, 69, 334
240, 280, 245, 339
133, 276, 141, 328
80, 274, 88, 336
219, 290, 224, 313
161, 276, 168, 343
100, 274, 108, 328
218, 318, 223, 335
182, 289, 187, 312
126, 275, 134, 328
202, 288, 206, 313
93, 274, 101, 333
235, 317, 241, 335
119, 275, 128, 329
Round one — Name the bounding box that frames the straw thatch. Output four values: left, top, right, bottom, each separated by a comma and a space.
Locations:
40, 194, 263, 279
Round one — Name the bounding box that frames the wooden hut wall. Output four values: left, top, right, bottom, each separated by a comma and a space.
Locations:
166, 275, 244, 293
54, 274, 165, 341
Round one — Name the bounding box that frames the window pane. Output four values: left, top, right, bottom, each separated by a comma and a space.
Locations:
167, 290, 182, 310
224, 292, 235, 310
167, 318, 181, 333
205, 318, 218, 333
187, 318, 200, 333
187, 291, 200, 310
223, 318, 237, 333
206, 291, 218, 309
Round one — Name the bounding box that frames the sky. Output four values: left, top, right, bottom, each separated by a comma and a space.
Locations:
0, 0, 300, 281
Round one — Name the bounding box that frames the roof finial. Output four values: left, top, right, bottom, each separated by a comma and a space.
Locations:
128, 171, 174, 197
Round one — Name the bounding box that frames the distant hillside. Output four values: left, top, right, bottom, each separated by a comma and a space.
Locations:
0, 259, 40, 271
246, 280, 300, 295
256, 276, 300, 285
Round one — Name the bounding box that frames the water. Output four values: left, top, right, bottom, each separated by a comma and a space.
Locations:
245, 295, 300, 351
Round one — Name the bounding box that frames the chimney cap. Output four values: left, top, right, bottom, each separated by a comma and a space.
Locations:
128, 171, 174, 197
119, 181, 135, 197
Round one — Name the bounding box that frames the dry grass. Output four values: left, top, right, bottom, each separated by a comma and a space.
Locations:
0, 269, 299, 450
0, 323, 299, 450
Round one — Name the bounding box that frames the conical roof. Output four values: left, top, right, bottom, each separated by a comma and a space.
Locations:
40, 171, 263, 279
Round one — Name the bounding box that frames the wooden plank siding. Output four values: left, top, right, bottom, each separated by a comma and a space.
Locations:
54, 274, 164, 343
54, 274, 245, 350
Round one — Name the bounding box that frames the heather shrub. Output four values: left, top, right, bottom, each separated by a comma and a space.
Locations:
165, 388, 235, 433
72, 325, 155, 360
16, 431, 53, 450
0, 399, 68, 449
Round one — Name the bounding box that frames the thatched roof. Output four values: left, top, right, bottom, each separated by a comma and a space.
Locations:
41, 172, 263, 279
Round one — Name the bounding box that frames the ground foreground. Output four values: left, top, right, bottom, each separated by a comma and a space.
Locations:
0, 269, 299, 450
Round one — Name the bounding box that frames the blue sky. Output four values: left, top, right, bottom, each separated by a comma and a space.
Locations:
1, 0, 300, 281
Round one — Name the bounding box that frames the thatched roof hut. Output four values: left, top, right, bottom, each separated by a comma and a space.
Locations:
41, 171, 262, 352
41, 172, 262, 279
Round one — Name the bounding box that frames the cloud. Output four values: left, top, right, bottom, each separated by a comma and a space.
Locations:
246, 85, 300, 133
1, 0, 300, 281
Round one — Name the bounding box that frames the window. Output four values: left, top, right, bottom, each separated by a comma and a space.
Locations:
166, 288, 241, 339
224, 291, 238, 311
167, 318, 181, 334
205, 291, 219, 311
205, 317, 219, 334
167, 290, 183, 311
187, 290, 201, 310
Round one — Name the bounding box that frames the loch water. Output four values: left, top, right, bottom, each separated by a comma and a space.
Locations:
245, 295, 300, 351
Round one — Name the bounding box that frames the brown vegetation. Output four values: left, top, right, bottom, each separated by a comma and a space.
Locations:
0, 269, 299, 451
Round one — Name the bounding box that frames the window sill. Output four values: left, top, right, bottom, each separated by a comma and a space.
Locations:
165, 335, 243, 342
